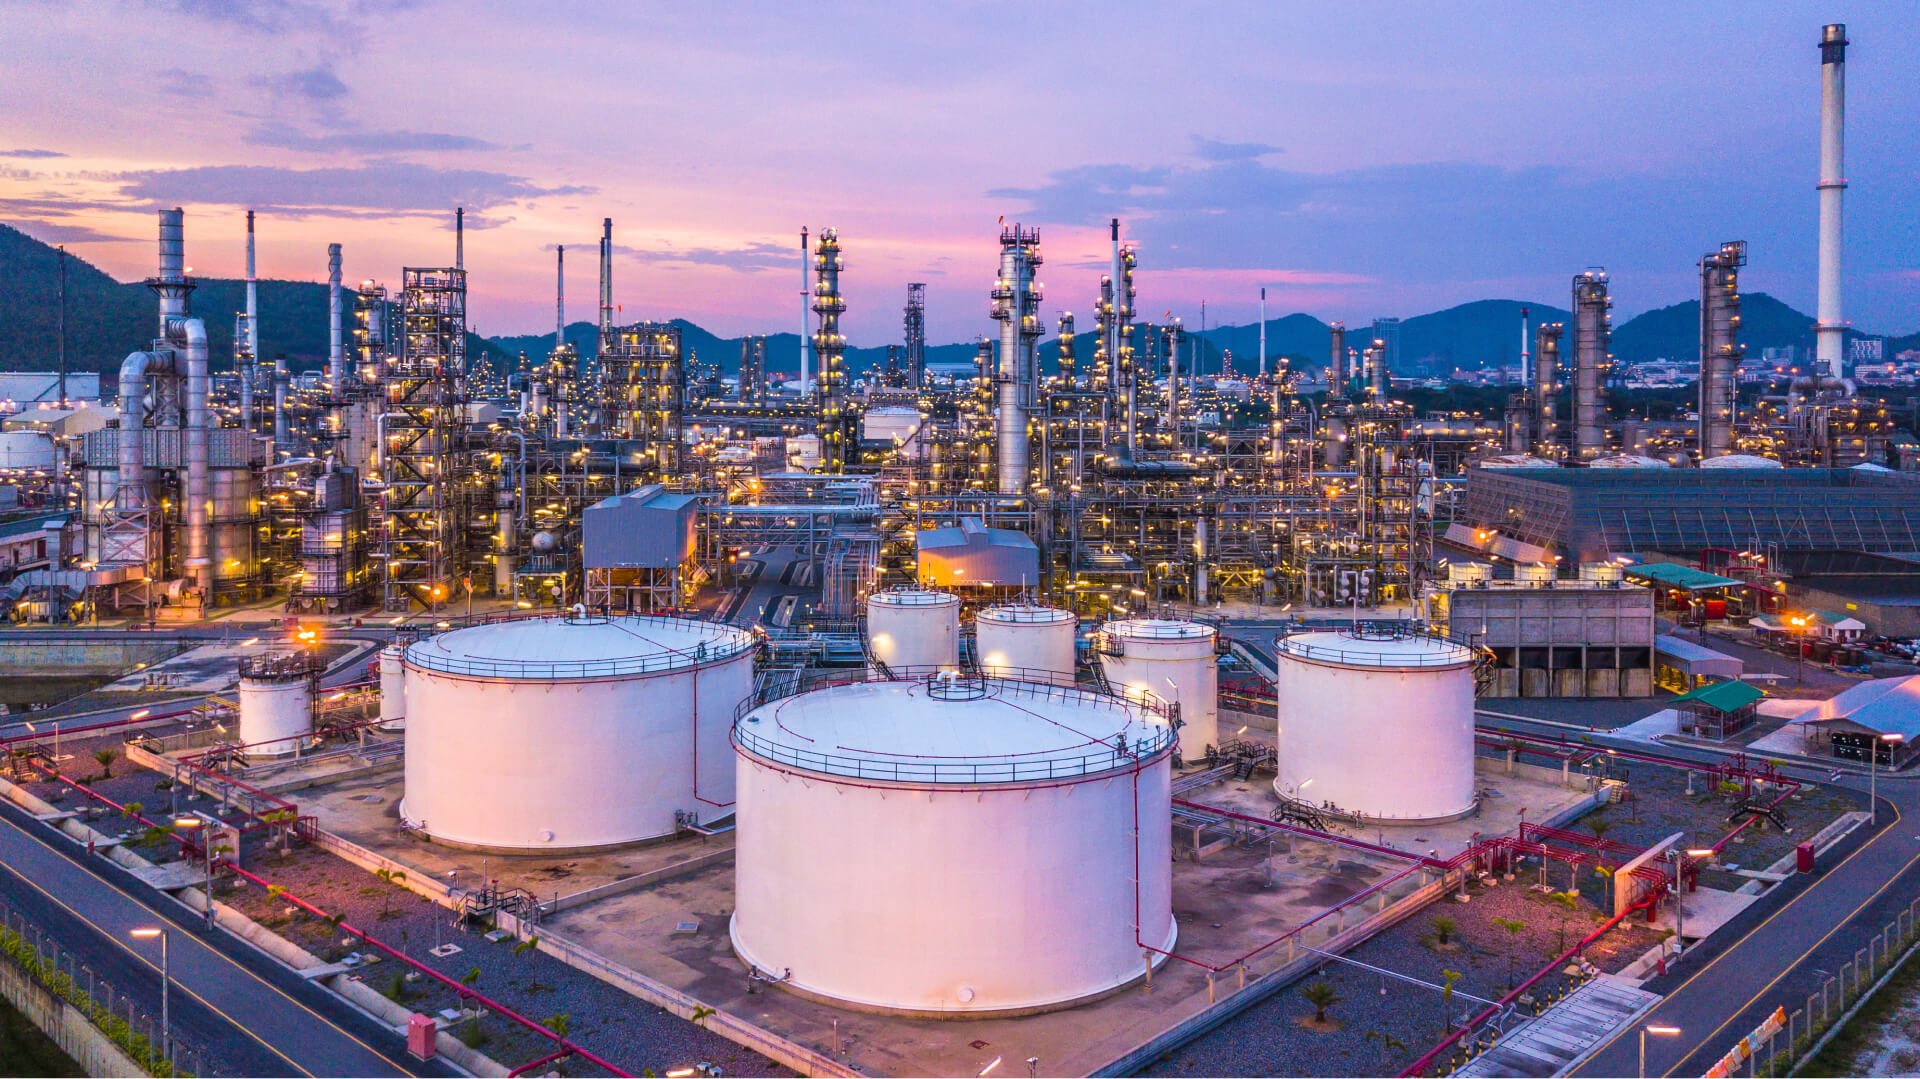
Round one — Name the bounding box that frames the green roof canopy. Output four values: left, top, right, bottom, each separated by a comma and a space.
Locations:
1624, 562, 1745, 591
1670, 679, 1766, 712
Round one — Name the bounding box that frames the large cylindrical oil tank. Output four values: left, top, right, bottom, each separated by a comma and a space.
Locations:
0, 431, 55, 471
401, 612, 758, 852
378, 644, 406, 731
237, 654, 315, 757
866, 588, 960, 673
731, 674, 1177, 1016
1273, 628, 1478, 823
1095, 619, 1218, 762
974, 603, 1077, 684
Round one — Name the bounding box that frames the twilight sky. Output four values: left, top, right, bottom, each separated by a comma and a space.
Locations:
3, 1, 1916, 346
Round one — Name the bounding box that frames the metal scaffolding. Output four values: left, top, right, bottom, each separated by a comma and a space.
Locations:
380, 266, 467, 611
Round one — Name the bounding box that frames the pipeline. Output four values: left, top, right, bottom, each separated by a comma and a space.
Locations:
1398, 893, 1661, 1077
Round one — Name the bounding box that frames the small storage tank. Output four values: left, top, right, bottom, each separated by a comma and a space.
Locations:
866, 588, 960, 673
975, 603, 1077, 684
862, 406, 923, 446
378, 643, 406, 731
1447, 562, 1493, 587
0, 431, 56, 471
1273, 628, 1478, 823
401, 612, 758, 852
731, 672, 1178, 1015
1095, 619, 1219, 761
1578, 562, 1625, 585
787, 434, 822, 469
1513, 563, 1556, 588
237, 654, 316, 757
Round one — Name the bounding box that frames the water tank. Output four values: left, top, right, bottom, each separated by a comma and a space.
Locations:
862, 406, 923, 444
731, 673, 1178, 1015
1273, 628, 1478, 823
975, 603, 1077, 684
401, 612, 758, 852
0, 431, 55, 471
866, 588, 960, 673
378, 644, 406, 731
1095, 619, 1219, 761
237, 654, 316, 757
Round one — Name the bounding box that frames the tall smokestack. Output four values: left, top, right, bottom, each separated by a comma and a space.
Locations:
599, 218, 613, 346
1815, 23, 1848, 379
245, 211, 258, 363
327, 243, 344, 393
555, 244, 565, 363
1519, 306, 1530, 387
1258, 287, 1267, 378
455, 207, 465, 270
152, 207, 191, 332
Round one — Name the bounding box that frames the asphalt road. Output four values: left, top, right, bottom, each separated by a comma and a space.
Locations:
0, 799, 453, 1077
1466, 714, 1920, 1077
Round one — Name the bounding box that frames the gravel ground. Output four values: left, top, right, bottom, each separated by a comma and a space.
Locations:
1142, 875, 1667, 1078
222, 845, 792, 1078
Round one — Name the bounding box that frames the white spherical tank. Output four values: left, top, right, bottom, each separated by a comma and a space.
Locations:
0, 431, 55, 471
732, 674, 1177, 1015
975, 603, 1077, 685
378, 644, 406, 731
1273, 628, 1478, 824
1095, 619, 1219, 762
401, 613, 758, 852
237, 655, 316, 757
866, 588, 960, 673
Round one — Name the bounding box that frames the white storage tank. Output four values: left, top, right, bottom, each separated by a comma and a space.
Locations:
866, 588, 960, 673
378, 643, 406, 731
1095, 619, 1219, 762
862, 406, 924, 456
787, 434, 822, 470
1273, 627, 1478, 823
975, 603, 1077, 684
401, 612, 758, 852
0, 431, 56, 471
237, 654, 316, 757
731, 673, 1178, 1015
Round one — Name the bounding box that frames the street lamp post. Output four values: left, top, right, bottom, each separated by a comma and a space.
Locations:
130, 927, 169, 1072
1640, 1024, 1680, 1078
1871, 733, 1903, 823
175, 815, 214, 927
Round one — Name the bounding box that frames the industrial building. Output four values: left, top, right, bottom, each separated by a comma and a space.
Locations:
1423, 561, 1656, 698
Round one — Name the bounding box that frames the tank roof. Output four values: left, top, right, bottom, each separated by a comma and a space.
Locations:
404, 614, 755, 680
736, 677, 1173, 785
978, 602, 1075, 624
1277, 629, 1475, 669
1105, 617, 1214, 640
868, 587, 959, 607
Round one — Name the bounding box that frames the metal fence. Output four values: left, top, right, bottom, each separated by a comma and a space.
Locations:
0, 893, 213, 1077
1744, 894, 1920, 1077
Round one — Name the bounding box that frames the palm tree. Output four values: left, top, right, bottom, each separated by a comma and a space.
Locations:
374, 868, 407, 919
1550, 889, 1581, 955
1492, 917, 1526, 987
91, 748, 117, 780
1440, 969, 1463, 1031
1428, 914, 1458, 949
542, 1013, 570, 1038
1584, 813, 1614, 847
1300, 980, 1342, 1027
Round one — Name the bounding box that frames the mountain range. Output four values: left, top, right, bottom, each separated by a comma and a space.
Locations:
2, 223, 1912, 383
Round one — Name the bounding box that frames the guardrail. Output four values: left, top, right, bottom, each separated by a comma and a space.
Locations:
1275, 625, 1476, 669
403, 618, 758, 680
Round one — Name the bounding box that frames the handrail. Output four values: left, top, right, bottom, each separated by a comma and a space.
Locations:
1275, 628, 1476, 669
732, 666, 1177, 784
404, 618, 757, 680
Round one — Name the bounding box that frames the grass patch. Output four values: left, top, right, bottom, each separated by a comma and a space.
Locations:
1802, 939, 1920, 1076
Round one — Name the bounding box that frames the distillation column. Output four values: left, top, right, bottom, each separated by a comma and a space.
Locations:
1571, 270, 1612, 461
1534, 322, 1563, 457
1815, 24, 1848, 380
1327, 322, 1345, 399
328, 243, 345, 395
811, 228, 848, 471
1698, 241, 1746, 459
904, 282, 926, 389
992, 225, 1043, 495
